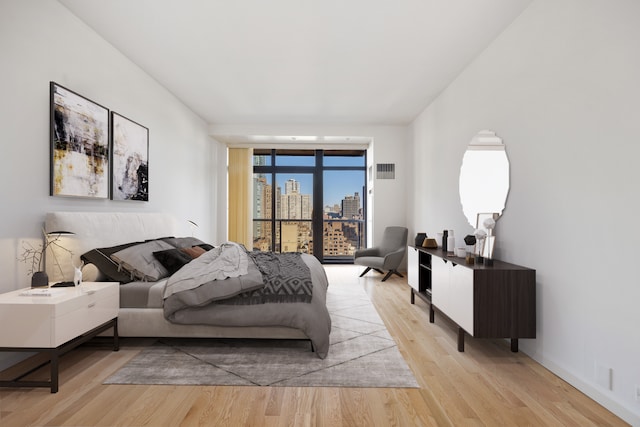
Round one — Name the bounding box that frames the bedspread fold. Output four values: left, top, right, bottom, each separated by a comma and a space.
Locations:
163, 242, 251, 300
162, 250, 331, 358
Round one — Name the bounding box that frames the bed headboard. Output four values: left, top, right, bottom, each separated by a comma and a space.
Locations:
44, 211, 180, 282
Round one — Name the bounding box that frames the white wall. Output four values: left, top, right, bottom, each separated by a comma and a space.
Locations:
408, 0, 640, 424
209, 123, 408, 251
0, 0, 215, 291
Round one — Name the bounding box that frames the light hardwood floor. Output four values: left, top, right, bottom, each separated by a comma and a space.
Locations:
0, 265, 628, 426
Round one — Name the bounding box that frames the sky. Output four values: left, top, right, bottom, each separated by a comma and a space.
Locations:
267, 172, 365, 207
256, 154, 365, 207
323, 171, 365, 207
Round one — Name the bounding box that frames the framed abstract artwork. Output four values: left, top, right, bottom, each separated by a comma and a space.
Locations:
111, 112, 149, 201
50, 82, 110, 198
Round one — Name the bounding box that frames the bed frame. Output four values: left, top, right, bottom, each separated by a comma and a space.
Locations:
44, 211, 307, 340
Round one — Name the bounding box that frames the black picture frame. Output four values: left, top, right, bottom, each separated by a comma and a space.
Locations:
110, 112, 149, 201
50, 82, 110, 198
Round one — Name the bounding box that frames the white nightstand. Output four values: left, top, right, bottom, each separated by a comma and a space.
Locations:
0, 282, 119, 392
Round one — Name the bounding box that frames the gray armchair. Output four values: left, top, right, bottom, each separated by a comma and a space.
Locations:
354, 226, 408, 281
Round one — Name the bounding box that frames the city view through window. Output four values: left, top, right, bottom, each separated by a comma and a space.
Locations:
252, 150, 366, 262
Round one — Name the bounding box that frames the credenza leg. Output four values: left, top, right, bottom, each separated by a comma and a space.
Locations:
457, 328, 465, 352
429, 305, 434, 323
510, 338, 519, 352
411, 290, 415, 304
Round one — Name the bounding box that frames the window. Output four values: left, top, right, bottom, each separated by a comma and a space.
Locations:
252, 149, 366, 263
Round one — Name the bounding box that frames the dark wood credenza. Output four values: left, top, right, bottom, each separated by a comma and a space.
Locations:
408, 246, 536, 352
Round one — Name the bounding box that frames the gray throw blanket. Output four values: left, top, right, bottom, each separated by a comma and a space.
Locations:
163, 242, 250, 301
218, 251, 313, 305
163, 253, 331, 359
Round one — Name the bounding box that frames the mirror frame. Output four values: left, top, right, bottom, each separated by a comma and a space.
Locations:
459, 130, 510, 229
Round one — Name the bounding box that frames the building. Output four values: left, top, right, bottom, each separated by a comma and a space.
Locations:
252, 174, 272, 245
279, 179, 311, 220
341, 192, 360, 219
323, 221, 356, 257
284, 178, 299, 195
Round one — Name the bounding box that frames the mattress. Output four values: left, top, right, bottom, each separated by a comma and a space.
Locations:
119, 279, 167, 308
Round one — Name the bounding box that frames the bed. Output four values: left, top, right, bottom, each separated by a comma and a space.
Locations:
43, 211, 331, 358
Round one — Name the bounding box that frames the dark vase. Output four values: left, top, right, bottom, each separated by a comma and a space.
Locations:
31, 271, 49, 288
442, 230, 448, 253
414, 233, 427, 247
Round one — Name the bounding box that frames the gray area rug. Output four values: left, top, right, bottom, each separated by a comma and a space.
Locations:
104, 278, 418, 388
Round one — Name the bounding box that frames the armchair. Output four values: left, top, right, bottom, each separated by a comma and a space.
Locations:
354, 226, 408, 281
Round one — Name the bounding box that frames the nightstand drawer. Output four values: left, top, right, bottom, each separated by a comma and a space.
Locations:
54, 288, 118, 346
0, 305, 55, 347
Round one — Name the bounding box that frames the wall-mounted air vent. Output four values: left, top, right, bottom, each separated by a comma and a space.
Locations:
376, 163, 395, 179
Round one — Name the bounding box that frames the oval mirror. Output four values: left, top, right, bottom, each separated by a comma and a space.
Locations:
459, 130, 510, 228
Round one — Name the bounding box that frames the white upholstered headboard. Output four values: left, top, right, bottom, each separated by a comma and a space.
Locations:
44, 211, 180, 282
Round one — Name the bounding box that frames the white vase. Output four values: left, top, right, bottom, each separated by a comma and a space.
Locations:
447, 230, 455, 255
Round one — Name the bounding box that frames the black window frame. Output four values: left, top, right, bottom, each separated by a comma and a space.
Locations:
252, 148, 366, 263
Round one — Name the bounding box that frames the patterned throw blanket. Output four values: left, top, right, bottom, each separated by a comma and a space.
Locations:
217, 252, 313, 305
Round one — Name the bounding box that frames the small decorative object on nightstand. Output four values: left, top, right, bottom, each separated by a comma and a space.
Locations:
73, 261, 83, 286
30, 271, 49, 288
18, 229, 74, 288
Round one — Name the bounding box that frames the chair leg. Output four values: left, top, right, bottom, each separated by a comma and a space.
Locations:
381, 270, 404, 282
373, 268, 384, 274
359, 267, 372, 277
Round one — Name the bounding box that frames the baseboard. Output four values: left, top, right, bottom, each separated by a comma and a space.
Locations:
521, 345, 640, 426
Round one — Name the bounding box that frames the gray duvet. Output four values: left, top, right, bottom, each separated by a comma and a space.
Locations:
163, 250, 331, 358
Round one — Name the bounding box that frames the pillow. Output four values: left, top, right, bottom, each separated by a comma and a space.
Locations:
81, 241, 145, 284
181, 245, 207, 259
161, 237, 207, 249
197, 243, 215, 251
110, 240, 175, 281
153, 248, 193, 276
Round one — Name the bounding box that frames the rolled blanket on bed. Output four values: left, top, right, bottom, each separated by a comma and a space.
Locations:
163, 242, 250, 300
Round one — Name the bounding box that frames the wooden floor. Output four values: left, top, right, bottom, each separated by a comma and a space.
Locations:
0, 265, 628, 426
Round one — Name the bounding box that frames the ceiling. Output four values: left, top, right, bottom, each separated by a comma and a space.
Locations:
59, 0, 530, 129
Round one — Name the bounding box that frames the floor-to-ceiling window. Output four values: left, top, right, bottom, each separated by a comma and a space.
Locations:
252, 149, 366, 263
